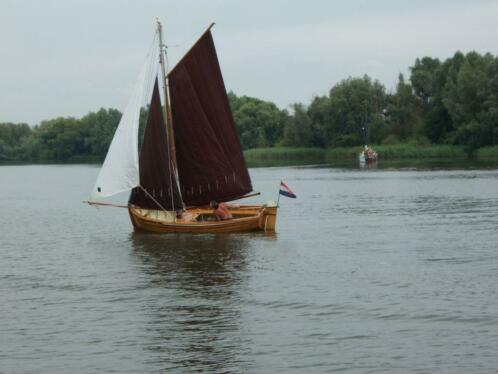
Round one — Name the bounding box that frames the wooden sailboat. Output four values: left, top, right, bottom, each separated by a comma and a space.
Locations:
88, 20, 278, 233
359, 120, 378, 165
359, 145, 378, 165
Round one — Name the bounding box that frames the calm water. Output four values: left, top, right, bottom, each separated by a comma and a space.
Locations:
1, 163, 498, 373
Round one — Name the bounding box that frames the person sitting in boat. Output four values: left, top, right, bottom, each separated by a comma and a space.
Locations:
210, 200, 233, 220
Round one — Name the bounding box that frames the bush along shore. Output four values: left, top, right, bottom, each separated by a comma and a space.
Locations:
2, 51, 498, 163
244, 144, 498, 164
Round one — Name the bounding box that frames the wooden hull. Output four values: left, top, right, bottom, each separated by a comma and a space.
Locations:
359, 153, 378, 164
128, 204, 278, 234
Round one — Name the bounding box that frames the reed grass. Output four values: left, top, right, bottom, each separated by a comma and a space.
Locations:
244, 147, 326, 162
475, 146, 498, 158
345, 144, 466, 160
244, 144, 472, 163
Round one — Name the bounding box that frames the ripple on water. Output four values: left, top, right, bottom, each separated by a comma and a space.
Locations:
1, 165, 498, 373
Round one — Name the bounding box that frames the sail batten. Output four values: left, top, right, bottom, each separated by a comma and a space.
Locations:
168, 30, 252, 207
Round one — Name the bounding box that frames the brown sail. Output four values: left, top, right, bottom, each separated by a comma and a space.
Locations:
168, 29, 252, 207
129, 79, 183, 210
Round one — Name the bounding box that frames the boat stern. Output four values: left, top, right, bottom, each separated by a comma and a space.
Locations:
260, 201, 278, 232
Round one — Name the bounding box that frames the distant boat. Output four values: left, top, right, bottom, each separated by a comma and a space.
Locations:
359, 117, 378, 165
359, 145, 378, 165
88, 19, 278, 233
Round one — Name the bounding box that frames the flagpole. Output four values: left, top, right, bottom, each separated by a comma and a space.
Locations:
276, 179, 282, 207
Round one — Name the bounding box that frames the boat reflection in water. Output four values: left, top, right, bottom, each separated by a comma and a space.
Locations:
359, 160, 378, 169
129, 232, 275, 372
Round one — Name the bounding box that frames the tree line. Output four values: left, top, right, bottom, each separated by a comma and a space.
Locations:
1, 51, 498, 161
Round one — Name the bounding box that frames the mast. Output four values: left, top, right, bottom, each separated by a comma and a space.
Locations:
156, 17, 182, 210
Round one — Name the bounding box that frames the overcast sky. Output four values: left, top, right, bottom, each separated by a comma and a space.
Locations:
1, 0, 498, 124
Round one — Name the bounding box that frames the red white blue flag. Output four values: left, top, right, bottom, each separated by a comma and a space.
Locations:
279, 181, 296, 199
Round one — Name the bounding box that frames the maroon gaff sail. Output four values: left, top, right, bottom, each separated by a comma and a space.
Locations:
168, 30, 252, 207
129, 79, 183, 210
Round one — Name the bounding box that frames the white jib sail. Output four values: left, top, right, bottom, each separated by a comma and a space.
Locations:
90, 35, 159, 201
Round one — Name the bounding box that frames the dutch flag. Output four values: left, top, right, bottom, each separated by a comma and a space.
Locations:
279, 181, 297, 199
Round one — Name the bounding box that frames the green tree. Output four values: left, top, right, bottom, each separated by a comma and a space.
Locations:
385, 73, 422, 141
317, 75, 387, 147
80, 108, 122, 158
307, 96, 333, 147
410, 57, 441, 106
409, 53, 466, 143
283, 103, 313, 147
31, 117, 84, 160
229, 93, 289, 149
443, 52, 498, 148
0, 122, 32, 159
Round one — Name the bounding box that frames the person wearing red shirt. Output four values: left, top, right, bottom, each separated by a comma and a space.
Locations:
210, 200, 233, 220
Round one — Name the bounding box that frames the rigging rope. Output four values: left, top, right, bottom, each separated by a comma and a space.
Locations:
139, 185, 168, 211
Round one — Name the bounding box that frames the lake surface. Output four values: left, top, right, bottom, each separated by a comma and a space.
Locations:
1, 163, 498, 373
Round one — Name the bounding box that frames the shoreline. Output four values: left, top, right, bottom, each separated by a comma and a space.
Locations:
244, 145, 498, 163
2, 145, 498, 167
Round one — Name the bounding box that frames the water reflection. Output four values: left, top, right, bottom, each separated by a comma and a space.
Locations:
130, 233, 259, 372
359, 161, 378, 170
3, 164, 498, 372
